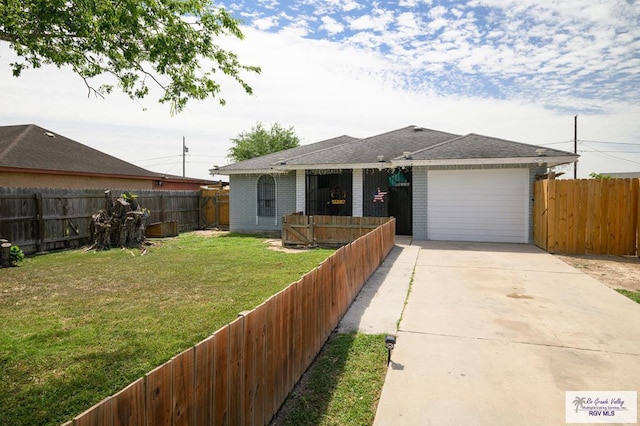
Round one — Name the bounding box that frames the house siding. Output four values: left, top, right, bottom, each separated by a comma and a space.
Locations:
229, 172, 296, 233
412, 164, 545, 242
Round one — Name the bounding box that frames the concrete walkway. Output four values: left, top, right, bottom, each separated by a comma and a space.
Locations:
341, 240, 640, 425
337, 236, 418, 334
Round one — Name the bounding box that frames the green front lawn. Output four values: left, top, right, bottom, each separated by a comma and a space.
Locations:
616, 289, 640, 304
273, 333, 388, 426
0, 233, 332, 426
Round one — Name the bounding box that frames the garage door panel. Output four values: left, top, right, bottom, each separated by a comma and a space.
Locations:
427, 169, 528, 243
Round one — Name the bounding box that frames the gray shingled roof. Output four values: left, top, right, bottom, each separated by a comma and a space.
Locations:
219, 135, 359, 172
220, 125, 578, 174
408, 133, 574, 160
0, 124, 160, 177
286, 126, 459, 165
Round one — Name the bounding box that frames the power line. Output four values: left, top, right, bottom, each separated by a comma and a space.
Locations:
537, 140, 573, 146
580, 142, 640, 167
579, 139, 640, 146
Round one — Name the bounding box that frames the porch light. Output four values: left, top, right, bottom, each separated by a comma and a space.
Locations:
377, 155, 385, 162
403, 151, 412, 159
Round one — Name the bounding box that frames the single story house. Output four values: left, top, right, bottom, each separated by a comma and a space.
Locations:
217, 125, 578, 243
0, 124, 216, 190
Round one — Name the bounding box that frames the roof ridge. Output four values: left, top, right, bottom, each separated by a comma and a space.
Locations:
405, 133, 465, 156
270, 135, 358, 165
0, 124, 35, 162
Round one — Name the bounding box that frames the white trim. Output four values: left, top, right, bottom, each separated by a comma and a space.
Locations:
296, 169, 305, 213
352, 169, 363, 217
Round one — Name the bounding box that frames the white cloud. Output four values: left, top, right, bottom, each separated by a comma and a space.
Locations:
348, 9, 395, 31
253, 16, 278, 30
320, 16, 345, 35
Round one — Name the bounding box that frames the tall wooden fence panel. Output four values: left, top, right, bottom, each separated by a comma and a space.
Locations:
282, 214, 392, 246
533, 178, 639, 255
70, 218, 396, 426
200, 188, 229, 228
0, 188, 204, 254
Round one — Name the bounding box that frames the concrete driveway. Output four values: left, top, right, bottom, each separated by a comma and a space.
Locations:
374, 241, 640, 425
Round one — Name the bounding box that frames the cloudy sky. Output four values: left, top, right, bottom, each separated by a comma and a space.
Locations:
1, 0, 639, 180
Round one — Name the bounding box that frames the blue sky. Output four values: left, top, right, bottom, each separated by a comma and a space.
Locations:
1, 0, 639, 179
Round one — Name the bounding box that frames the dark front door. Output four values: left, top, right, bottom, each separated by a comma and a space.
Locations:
306, 171, 353, 216
387, 169, 412, 235
388, 186, 412, 235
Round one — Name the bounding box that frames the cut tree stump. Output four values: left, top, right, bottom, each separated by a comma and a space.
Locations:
89, 191, 149, 250
0, 239, 11, 268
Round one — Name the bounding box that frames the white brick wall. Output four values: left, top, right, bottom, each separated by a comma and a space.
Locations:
296, 169, 305, 213
229, 172, 296, 233
352, 169, 363, 217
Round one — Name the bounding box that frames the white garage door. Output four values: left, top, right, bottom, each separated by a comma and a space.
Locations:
427, 169, 529, 243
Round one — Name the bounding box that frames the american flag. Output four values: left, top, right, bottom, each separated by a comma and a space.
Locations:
373, 187, 387, 202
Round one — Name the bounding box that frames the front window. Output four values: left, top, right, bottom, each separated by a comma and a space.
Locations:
257, 175, 276, 217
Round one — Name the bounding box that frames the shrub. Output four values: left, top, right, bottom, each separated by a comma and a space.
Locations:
10, 245, 24, 266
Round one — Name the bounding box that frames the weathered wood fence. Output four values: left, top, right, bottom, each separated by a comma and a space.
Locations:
282, 214, 392, 246
201, 188, 229, 229
0, 187, 227, 254
533, 178, 640, 255
67, 218, 396, 426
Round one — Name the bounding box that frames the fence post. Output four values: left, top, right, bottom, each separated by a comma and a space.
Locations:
34, 193, 45, 253
636, 178, 640, 257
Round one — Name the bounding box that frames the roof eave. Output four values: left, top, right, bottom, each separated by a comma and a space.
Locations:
395, 156, 579, 167
219, 156, 579, 174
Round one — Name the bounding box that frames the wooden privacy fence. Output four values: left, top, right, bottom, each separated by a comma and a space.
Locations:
0, 187, 223, 254
533, 178, 640, 255
282, 214, 393, 246
201, 188, 229, 228
68, 218, 396, 426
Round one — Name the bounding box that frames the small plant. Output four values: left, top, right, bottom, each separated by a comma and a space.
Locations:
121, 191, 138, 201
9, 245, 24, 266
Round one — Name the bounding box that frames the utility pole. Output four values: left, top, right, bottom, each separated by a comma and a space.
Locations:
182, 136, 188, 177
574, 115, 578, 179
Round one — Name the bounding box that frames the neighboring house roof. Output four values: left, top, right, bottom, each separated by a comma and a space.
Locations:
0, 124, 215, 184
0, 124, 156, 177
219, 125, 578, 174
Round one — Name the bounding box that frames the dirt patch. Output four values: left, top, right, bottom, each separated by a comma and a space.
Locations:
190, 229, 229, 237
555, 254, 640, 292
264, 239, 314, 254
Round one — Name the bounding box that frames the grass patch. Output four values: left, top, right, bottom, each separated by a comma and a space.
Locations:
0, 233, 332, 426
616, 289, 640, 304
272, 333, 388, 426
